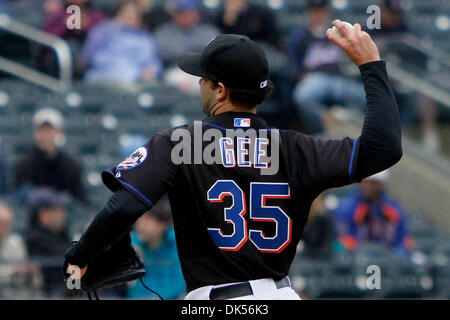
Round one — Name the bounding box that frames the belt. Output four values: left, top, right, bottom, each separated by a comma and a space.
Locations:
209, 277, 291, 300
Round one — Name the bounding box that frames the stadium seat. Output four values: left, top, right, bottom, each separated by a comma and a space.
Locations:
0, 80, 45, 114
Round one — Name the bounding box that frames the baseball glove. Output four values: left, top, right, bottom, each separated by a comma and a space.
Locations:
63, 233, 146, 297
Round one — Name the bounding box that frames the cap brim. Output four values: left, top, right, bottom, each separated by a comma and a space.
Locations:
177, 53, 205, 77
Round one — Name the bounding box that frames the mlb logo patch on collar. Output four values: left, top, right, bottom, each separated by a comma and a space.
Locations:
234, 118, 251, 128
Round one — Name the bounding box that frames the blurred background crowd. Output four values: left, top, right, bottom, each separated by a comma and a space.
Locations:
0, 0, 449, 299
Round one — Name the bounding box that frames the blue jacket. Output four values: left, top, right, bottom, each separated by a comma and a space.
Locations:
334, 191, 413, 255
83, 21, 162, 83
128, 228, 186, 299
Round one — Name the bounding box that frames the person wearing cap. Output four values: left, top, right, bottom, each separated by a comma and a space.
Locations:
13, 108, 87, 203
64, 28, 402, 300
154, 0, 219, 67
25, 187, 72, 297
334, 170, 413, 255
288, 0, 365, 135
177, 34, 276, 112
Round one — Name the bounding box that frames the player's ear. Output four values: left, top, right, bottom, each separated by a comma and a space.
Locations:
216, 82, 227, 101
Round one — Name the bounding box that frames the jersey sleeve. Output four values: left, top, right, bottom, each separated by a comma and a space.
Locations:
101, 133, 177, 208
295, 134, 359, 194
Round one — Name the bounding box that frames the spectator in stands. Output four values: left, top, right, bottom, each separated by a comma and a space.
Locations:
334, 170, 414, 256
368, 0, 441, 153
154, 0, 219, 68
42, 0, 105, 78
82, 1, 162, 84
370, 0, 409, 37
25, 188, 71, 297
214, 0, 280, 46
301, 194, 339, 259
287, 0, 365, 135
154, 0, 219, 95
129, 0, 172, 31
0, 201, 33, 288
128, 198, 185, 299
43, 0, 105, 38
13, 108, 87, 203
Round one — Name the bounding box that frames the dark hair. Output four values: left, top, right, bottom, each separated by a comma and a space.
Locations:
111, 0, 142, 18
210, 80, 274, 108
146, 197, 172, 224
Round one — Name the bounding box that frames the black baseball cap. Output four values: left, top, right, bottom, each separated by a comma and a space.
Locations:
177, 34, 270, 91
27, 187, 70, 211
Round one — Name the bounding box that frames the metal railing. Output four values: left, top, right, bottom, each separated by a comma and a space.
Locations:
0, 13, 72, 92
378, 35, 450, 108
387, 62, 450, 108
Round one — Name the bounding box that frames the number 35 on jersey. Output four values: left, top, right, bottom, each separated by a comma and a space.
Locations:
207, 180, 292, 253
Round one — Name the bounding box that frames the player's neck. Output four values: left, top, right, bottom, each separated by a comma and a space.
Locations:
210, 102, 256, 116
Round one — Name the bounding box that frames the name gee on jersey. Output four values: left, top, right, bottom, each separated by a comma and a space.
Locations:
171, 121, 280, 175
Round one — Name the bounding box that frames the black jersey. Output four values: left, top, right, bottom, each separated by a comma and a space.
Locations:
66, 61, 401, 294
102, 111, 358, 292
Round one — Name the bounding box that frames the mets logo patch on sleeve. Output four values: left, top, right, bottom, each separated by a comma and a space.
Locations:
234, 118, 251, 128
117, 147, 148, 170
